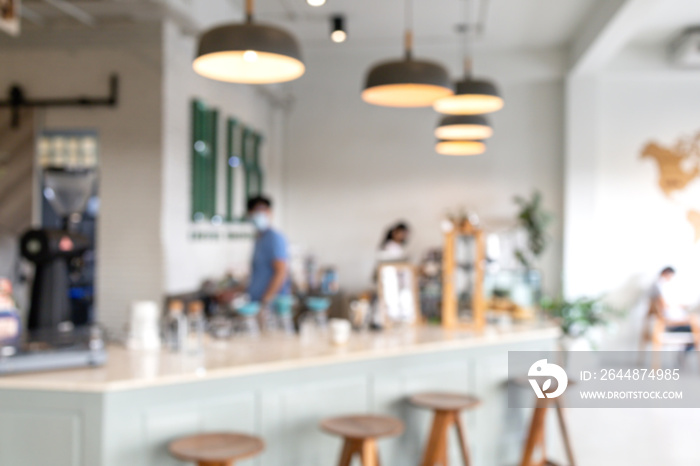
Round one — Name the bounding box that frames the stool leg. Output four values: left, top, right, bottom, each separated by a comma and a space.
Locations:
338, 439, 357, 466
555, 400, 575, 466
422, 410, 452, 466
360, 439, 378, 466
520, 399, 548, 466
454, 412, 472, 466
435, 413, 451, 466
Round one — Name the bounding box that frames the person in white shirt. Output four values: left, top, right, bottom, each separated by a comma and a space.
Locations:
650, 267, 689, 324
650, 267, 699, 350
377, 222, 410, 262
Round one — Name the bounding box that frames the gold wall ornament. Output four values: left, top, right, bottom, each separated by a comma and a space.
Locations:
641, 131, 700, 243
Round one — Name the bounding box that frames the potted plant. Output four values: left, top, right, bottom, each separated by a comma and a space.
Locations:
541, 296, 620, 351
513, 191, 553, 303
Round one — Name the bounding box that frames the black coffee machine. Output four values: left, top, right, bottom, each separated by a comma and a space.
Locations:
20, 167, 95, 332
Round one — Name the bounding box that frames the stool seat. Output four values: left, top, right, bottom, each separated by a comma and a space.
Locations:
321, 414, 404, 439
410, 392, 481, 466
410, 391, 481, 412
321, 414, 404, 466
169, 432, 264, 465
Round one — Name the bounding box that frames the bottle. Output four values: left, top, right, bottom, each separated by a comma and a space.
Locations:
235, 301, 260, 338
274, 296, 295, 335
185, 301, 205, 354
164, 300, 186, 352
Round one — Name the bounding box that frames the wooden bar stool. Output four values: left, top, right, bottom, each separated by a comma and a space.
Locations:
409, 392, 481, 466
320, 414, 404, 466
168, 432, 264, 466
520, 397, 575, 466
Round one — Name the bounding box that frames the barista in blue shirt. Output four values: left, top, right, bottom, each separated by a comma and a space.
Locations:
247, 196, 291, 307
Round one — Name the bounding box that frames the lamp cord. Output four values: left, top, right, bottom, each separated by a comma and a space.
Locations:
404, 0, 413, 60
462, 0, 491, 78
462, 0, 473, 78
246, 0, 254, 23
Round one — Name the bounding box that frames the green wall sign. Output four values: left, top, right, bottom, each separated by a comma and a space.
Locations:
191, 99, 264, 227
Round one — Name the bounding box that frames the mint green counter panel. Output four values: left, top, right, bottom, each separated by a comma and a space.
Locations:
0, 390, 103, 466
0, 337, 556, 466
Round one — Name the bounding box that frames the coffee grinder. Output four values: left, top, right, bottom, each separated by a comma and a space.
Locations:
21, 168, 95, 332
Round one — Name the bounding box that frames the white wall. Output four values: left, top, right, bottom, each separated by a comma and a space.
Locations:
161, 20, 286, 293
563, 47, 700, 347
284, 45, 566, 294
0, 24, 164, 332
0, 16, 287, 331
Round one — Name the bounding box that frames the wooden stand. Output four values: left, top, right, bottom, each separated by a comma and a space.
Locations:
442, 220, 486, 331
520, 398, 575, 466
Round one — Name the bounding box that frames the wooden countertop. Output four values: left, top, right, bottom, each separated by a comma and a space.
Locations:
0, 323, 559, 393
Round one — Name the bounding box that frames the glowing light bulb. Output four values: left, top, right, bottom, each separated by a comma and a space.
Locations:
331, 30, 347, 43
243, 50, 258, 62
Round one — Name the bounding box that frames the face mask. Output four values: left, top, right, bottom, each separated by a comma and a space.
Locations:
251, 212, 270, 231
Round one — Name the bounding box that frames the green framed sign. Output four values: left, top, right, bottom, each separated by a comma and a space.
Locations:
191, 99, 265, 226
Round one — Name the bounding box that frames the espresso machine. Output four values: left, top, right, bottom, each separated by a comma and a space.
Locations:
0, 167, 106, 374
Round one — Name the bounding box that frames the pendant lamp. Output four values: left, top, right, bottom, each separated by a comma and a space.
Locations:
362, 0, 453, 108
435, 114, 492, 140
193, 0, 305, 84
435, 140, 486, 156
433, 0, 502, 115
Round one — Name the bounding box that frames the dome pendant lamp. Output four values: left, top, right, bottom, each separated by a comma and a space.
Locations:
435, 114, 492, 140
362, 0, 453, 108
193, 0, 305, 84
433, 0, 502, 115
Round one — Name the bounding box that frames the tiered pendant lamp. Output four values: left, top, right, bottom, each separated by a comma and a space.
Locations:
362, 0, 453, 108
434, 0, 501, 156
193, 0, 305, 84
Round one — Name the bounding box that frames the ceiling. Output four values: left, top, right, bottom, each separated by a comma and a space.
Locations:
629, 0, 700, 46
256, 0, 599, 50
19, 0, 600, 51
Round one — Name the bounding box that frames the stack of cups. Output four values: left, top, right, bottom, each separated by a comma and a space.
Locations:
126, 301, 161, 350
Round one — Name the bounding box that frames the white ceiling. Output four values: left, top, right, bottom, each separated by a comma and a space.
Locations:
254, 0, 599, 50
20, 0, 600, 51
23, 0, 699, 57
629, 0, 700, 46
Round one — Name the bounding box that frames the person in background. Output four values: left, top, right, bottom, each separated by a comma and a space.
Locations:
247, 196, 290, 310
377, 222, 410, 262
649, 267, 699, 349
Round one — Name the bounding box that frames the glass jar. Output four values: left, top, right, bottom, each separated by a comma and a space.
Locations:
185, 301, 205, 354
164, 299, 186, 352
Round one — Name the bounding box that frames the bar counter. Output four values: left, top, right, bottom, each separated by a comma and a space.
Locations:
0, 323, 559, 465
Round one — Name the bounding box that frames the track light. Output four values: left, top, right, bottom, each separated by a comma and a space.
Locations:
331, 15, 347, 43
